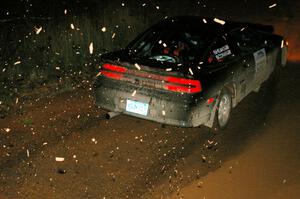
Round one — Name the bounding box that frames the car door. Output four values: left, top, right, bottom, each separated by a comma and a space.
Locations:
203, 36, 239, 95
228, 29, 266, 98
226, 30, 254, 101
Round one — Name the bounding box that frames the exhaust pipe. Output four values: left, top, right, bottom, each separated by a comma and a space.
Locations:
106, 112, 121, 119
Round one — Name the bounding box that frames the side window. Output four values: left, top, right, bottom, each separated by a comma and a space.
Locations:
206, 37, 233, 64
228, 28, 264, 53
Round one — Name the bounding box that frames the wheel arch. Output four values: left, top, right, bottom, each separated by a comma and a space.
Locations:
203, 82, 236, 128
224, 82, 237, 108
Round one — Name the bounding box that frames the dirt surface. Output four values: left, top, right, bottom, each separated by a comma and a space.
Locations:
0, 62, 299, 199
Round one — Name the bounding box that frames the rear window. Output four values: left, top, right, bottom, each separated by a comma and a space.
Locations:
128, 27, 214, 65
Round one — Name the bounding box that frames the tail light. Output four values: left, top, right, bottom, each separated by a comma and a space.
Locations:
100, 63, 127, 80
102, 63, 127, 73
99, 63, 202, 94
165, 76, 202, 93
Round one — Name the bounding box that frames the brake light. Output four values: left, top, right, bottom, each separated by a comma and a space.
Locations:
165, 76, 202, 93
101, 71, 123, 80
100, 63, 127, 80
102, 63, 127, 73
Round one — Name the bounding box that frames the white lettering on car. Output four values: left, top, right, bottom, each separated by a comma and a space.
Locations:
213, 45, 232, 60
215, 49, 232, 60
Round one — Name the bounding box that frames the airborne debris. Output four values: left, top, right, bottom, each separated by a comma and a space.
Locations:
70, 23, 75, 30
91, 138, 98, 144
64, 9, 67, 15
203, 18, 207, 24
89, 42, 94, 54
34, 26, 43, 34
131, 90, 137, 97
55, 157, 65, 162
214, 18, 226, 25
207, 140, 214, 145
3, 128, 11, 133
101, 26, 107, 32
14, 61, 21, 65
134, 63, 141, 70
269, 3, 277, 8
189, 68, 194, 75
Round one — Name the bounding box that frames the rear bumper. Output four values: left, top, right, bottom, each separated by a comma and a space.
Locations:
94, 79, 211, 127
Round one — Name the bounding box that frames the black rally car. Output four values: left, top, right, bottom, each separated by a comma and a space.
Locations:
94, 16, 287, 129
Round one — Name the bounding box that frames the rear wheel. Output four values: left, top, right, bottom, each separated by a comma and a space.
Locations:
213, 89, 232, 130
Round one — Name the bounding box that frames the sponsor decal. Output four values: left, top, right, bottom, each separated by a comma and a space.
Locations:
253, 48, 266, 73
213, 45, 229, 55
213, 45, 232, 60
216, 50, 232, 60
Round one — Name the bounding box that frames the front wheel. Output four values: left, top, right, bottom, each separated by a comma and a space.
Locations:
214, 89, 232, 130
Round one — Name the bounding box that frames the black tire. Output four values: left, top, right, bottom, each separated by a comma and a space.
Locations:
213, 88, 232, 131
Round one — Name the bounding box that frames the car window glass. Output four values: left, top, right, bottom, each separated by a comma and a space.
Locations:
228, 28, 264, 53
129, 28, 212, 65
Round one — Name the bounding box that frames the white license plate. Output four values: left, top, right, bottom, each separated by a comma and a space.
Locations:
126, 99, 149, 116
